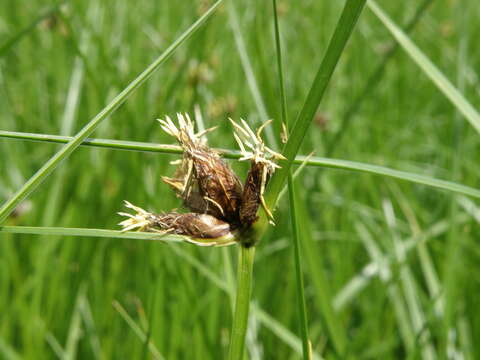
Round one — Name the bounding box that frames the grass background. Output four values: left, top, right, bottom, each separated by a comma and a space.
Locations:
1, 0, 479, 358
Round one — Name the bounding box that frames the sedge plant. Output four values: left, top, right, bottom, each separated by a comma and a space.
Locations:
2, 0, 480, 358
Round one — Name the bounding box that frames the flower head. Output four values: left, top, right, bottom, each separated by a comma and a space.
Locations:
118, 114, 284, 247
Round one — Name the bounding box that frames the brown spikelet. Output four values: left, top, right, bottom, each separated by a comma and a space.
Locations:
118, 201, 231, 239
230, 118, 285, 225
154, 212, 231, 239
239, 162, 264, 225
159, 113, 243, 224
162, 157, 211, 214
190, 150, 243, 223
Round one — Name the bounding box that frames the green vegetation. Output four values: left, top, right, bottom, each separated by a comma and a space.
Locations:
1, 0, 479, 358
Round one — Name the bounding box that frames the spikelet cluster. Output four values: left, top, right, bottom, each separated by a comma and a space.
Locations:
118, 113, 283, 246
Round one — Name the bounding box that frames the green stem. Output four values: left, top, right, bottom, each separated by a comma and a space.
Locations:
272, 0, 310, 358
3, 132, 479, 199
287, 177, 311, 359
228, 245, 255, 360
264, 0, 367, 211
0, 225, 185, 242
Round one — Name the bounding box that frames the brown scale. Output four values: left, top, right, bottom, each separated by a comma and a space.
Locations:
239, 162, 267, 226
163, 148, 243, 224
152, 212, 231, 239
162, 158, 211, 215
190, 149, 243, 224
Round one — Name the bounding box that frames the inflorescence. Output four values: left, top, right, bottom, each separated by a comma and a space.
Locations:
118, 113, 284, 247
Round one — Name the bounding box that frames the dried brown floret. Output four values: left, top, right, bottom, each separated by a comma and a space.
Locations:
239, 161, 264, 225
156, 212, 231, 239
230, 119, 285, 225
159, 114, 243, 224
118, 201, 235, 246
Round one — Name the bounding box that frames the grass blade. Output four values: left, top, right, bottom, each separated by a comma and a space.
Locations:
64, 288, 84, 360
0, 226, 187, 242
264, 0, 367, 213
367, 0, 480, 135
0, 0, 224, 224
303, 156, 480, 199
333, 213, 470, 310
267, 1, 367, 355
294, 189, 348, 356
272, 0, 311, 357
0, 131, 184, 154
112, 301, 164, 360
2, 131, 479, 199
0, 336, 20, 360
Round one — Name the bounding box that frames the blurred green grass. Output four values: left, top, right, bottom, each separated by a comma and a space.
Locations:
1, 0, 479, 358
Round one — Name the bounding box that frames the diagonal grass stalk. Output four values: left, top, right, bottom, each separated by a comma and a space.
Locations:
0, 0, 224, 224
265, 1, 367, 355
0, 226, 187, 242
112, 301, 164, 360
263, 0, 367, 218
367, 0, 480, 135
272, 0, 311, 358
227, 2, 366, 358
229, 1, 367, 358
2, 130, 480, 199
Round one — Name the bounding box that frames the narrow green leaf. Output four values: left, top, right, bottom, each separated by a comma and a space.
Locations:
0, 226, 186, 242
0, 336, 20, 360
368, 0, 480, 134
0, 0, 224, 224
303, 156, 480, 199
294, 189, 348, 355
0, 130, 184, 154
2, 131, 479, 199
264, 0, 367, 213
112, 301, 164, 360
65, 288, 84, 360
253, 307, 322, 360
272, 0, 311, 357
